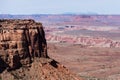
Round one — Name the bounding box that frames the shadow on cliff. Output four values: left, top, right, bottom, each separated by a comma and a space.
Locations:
0, 57, 8, 73
50, 59, 59, 68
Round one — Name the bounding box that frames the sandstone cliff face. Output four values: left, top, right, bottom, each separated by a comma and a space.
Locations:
0, 19, 82, 80
0, 19, 48, 70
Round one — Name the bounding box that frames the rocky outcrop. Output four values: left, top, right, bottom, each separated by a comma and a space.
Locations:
0, 19, 48, 70
1, 58, 82, 80
0, 19, 82, 80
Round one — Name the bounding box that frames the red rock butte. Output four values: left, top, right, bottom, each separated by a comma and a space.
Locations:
0, 19, 48, 69
0, 19, 82, 80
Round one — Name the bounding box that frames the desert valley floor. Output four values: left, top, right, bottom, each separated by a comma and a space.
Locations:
48, 42, 120, 80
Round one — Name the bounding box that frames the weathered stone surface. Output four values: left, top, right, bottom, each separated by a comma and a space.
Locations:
0, 19, 83, 80
0, 58, 83, 80
0, 19, 48, 69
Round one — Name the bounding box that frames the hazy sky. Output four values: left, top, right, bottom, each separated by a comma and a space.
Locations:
0, 0, 120, 14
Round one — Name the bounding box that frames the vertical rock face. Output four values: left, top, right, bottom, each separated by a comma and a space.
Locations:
0, 19, 48, 69
0, 19, 83, 80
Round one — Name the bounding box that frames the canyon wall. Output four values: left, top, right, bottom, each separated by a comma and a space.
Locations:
0, 19, 48, 70
46, 34, 120, 48
0, 19, 83, 80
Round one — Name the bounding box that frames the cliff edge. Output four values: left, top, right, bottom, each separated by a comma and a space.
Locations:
0, 19, 82, 80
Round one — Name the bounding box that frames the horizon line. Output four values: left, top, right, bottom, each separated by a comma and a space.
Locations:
0, 14, 120, 16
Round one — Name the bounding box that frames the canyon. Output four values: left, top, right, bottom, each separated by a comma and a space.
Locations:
0, 19, 82, 80
0, 14, 120, 80
1, 15, 120, 48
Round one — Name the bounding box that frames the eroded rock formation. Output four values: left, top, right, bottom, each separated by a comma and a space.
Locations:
46, 34, 120, 48
0, 19, 48, 70
0, 19, 83, 80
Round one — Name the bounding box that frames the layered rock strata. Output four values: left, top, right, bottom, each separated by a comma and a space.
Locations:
0, 19, 48, 70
